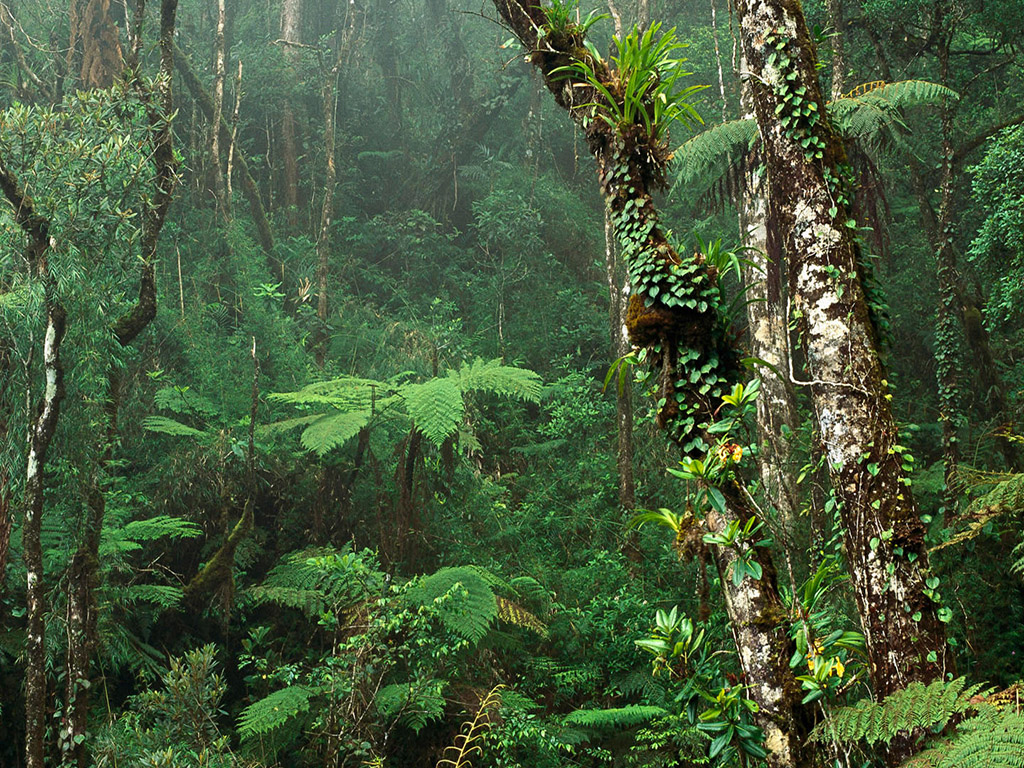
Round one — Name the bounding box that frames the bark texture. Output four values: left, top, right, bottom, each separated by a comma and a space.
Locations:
733, 0, 952, 719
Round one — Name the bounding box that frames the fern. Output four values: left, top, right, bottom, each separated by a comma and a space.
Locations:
251, 546, 382, 615
142, 415, 209, 439
298, 411, 371, 456
811, 677, 987, 746
903, 705, 1024, 768
436, 685, 505, 768
456, 358, 543, 402
495, 596, 547, 636
402, 377, 466, 447
671, 118, 757, 189
562, 705, 667, 730
405, 567, 498, 643
237, 685, 316, 741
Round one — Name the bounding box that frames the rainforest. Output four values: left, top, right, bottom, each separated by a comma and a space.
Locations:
1, 0, 1023, 766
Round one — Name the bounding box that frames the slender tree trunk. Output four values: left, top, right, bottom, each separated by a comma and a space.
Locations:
824, 0, 846, 101
739, 168, 801, 538
733, 1, 952, 744
315, 58, 340, 367
279, 0, 303, 227
604, 209, 635, 510
209, 0, 228, 218
0, 157, 67, 768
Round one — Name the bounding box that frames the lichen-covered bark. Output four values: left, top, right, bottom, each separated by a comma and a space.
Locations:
733, 0, 952, 720
489, 4, 809, 764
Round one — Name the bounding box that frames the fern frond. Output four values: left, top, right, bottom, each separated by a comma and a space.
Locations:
142, 415, 209, 439
436, 685, 505, 768
671, 118, 758, 189
562, 705, 667, 730
457, 358, 543, 403
299, 411, 371, 456
830, 80, 957, 149
269, 376, 385, 409
238, 685, 316, 741
812, 677, 985, 745
405, 567, 498, 643
124, 584, 184, 608
403, 377, 465, 447
495, 596, 547, 636
120, 515, 202, 541
258, 414, 325, 437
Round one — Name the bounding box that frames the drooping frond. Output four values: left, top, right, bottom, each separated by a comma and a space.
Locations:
268, 376, 385, 410
252, 546, 383, 616
436, 685, 505, 768
457, 358, 543, 402
495, 596, 547, 636
297, 411, 371, 456
830, 80, 958, 150
405, 567, 498, 643
238, 685, 317, 741
562, 705, 667, 730
258, 414, 324, 437
811, 677, 986, 745
903, 703, 1024, 768
671, 118, 757, 190
142, 415, 209, 439
402, 377, 465, 447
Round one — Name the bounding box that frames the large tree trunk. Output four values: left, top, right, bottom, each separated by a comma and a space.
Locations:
68, 0, 123, 88
488, 4, 810, 764
604, 209, 635, 511
733, 1, 952, 748
279, 0, 303, 227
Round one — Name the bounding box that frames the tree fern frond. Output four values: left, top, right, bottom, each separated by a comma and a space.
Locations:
671, 118, 758, 190
456, 358, 543, 402
120, 515, 202, 542
238, 685, 317, 741
901, 707, 1024, 768
142, 415, 209, 439
403, 377, 465, 447
562, 705, 667, 730
299, 411, 371, 456
830, 80, 957, 149
495, 596, 547, 636
436, 685, 505, 768
405, 567, 498, 643
258, 414, 325, 437
811, 677, 984, 745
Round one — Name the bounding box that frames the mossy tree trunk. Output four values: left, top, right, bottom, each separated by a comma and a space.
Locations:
489, 3, 810, 764
733, 0, 953, 746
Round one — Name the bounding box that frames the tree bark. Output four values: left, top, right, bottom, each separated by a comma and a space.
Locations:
68, 0, 123, 88
279, 0, 303, 227
733, 0, 953, 738
604, 209, 635, 511
824, 0, 846, 101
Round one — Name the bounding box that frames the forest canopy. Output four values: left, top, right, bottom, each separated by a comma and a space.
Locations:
0, 0, 1022, 767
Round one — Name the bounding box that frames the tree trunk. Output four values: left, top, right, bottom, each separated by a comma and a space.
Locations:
604, 209, 635, 511
487, 4, 811, 764
279, 0, 303, 227
733, 0, 952, 738
739, 167, 801, 540
209, 0, 228, 218
68, 0, 123, 88
824, 0, 846, 101
0, 133, 68, 768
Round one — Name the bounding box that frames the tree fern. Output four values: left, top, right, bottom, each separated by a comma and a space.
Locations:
402, 377, 466, 447
671, 119, 757, 189
142, 415, 210, 439
562, 705, 667, 730
237, 685, 317, 741
405, 567, 498, 643
297, 411, 371, 456
456, 358, 543, 402
811, 677, 986, 745
903, 706, 1024, 768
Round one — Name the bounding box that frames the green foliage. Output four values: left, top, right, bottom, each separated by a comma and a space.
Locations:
237, 685, 316, 741
829, 80, 959, 150
671, 119, 758, 190
405, 567, 499, 643
906, 707, 1024, 768
269, 359, 541, 455
554, 22, 704, 144
811, 677, 986, 745
376, 678, 448, 733
562, 705, 667, 729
